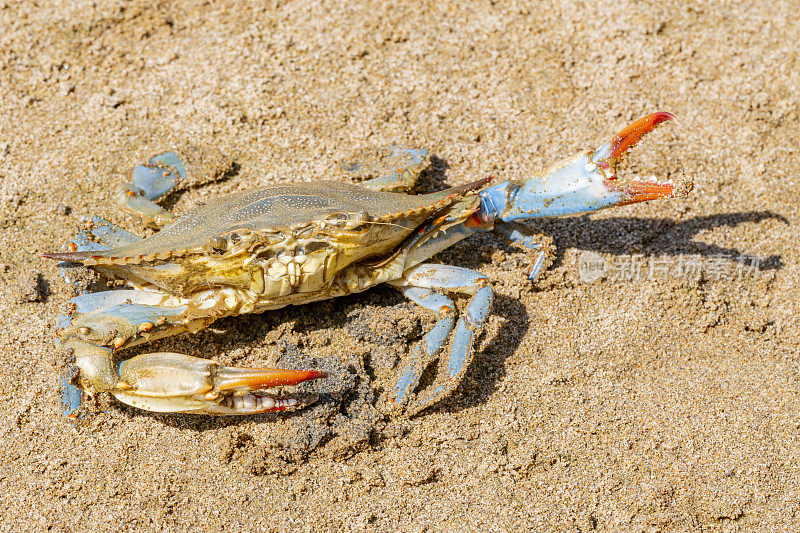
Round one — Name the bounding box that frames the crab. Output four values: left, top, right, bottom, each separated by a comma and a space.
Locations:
45, 112, 691, 417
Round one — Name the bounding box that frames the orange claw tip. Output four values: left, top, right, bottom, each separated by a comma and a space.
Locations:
610, 111, 677, 160
609, 179, 677, 206
215, 367, 328, 391
298, 370, 328, 382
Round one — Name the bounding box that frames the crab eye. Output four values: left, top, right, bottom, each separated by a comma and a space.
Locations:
341, 211, 371, 232
352, 210, 370, 224
228, 233, 241, 245
210, 235, 227, 253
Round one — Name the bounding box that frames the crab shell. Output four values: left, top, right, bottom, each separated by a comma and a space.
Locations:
55, 179, 490, 314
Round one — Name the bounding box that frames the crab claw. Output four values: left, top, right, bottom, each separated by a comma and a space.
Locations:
598, 111, 676, 164
111, 353, 326, 415
592, 111, 682, 205
475, 112, 691, 223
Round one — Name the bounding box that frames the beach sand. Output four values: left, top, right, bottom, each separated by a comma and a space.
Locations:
1, 1, 799, 531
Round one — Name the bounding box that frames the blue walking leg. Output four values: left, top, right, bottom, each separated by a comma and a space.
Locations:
392, 286, 457, 409
492, 220, 553, 281
56, 214, 137, 331
390, 264, 494, 416
55, 224, 120, 417
84, 216, 141, 247
342, 145, 429, 192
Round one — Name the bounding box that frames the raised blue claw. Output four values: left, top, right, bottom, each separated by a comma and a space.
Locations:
475, 112, 683, 223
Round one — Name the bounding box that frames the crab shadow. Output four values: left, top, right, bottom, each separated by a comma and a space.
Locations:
536, 210, 786, 270
412, 154, 450, 194
424, 209, 787, 414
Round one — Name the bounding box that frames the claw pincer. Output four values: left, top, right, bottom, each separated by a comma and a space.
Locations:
46, 112, 691, 418
474, 112, 686, 225
114, 354, 326, 414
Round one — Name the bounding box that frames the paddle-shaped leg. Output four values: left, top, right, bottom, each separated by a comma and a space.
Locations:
390, 264, 493, 416
340, 145, 430, 192
115, 151, 186, 228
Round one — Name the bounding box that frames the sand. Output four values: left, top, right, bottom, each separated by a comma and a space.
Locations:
1, 1, 799, 531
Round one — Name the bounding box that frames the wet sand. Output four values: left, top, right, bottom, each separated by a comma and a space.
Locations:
1, 1, 799, 531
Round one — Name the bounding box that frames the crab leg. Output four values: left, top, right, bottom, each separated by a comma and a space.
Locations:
112, 353, 325, 415
473, 112, 687, 223
58, 293, 172, 416
391, 286, 457, 409
55, 222, 144, 416
57, 298, 326, 415
68, 290, 163, 314
115, 151, 186, 228
341, 145, 430, 192
82, 216, 142, 247
54, 216, 143, 297
56, 224, 111, 289
492, 220, 552, 281
61, 336, 326, 416
58, 301, 195, 416
390, 264, 493, 416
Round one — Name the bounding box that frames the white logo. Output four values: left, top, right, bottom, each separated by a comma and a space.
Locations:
577, 251, 607, 283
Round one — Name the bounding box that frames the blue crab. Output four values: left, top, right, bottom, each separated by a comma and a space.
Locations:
45, 112, 690, 417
